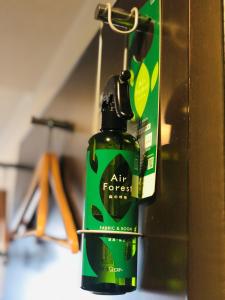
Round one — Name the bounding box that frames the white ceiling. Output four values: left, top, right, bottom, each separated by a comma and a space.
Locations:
0, 0, 114, 161
0, 1, 83, 91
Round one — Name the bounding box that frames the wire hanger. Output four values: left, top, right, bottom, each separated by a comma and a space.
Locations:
11, 117, 79, 253
91, 4, 139, 133
92, 22, 104, 134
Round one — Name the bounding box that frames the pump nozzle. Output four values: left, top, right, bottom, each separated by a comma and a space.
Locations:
102, 70, 133, 121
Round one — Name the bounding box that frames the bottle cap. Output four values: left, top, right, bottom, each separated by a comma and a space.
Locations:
101, 70, 133, 131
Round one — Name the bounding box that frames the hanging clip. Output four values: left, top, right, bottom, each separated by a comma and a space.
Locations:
106, 3, 138, 34
95, 3, 153, 33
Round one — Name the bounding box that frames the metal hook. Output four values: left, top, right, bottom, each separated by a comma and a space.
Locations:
106, 3, 139, 34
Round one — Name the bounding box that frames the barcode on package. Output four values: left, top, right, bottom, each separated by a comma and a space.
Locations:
147, 157, 154, 170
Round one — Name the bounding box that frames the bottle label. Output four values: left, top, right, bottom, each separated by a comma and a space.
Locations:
82, 149, 139, 282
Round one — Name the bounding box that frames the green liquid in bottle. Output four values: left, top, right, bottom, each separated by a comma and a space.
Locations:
81, 70, 140, 294
81, 130, 140, 295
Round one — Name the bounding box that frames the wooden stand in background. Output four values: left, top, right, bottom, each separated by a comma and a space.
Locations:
0, 191, 8, 256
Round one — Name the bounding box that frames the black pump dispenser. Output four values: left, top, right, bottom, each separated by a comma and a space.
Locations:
101, 70, 133, 131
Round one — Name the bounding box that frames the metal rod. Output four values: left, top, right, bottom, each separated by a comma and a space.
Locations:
95, 4, 153, 33
31, 117, 75, 132
0, 163, 34, 171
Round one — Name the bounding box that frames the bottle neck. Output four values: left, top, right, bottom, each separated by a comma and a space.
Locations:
100, 127, 126, 133
101, 110, 127, 132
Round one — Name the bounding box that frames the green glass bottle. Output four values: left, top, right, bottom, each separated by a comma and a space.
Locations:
81, 71, 140, 295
